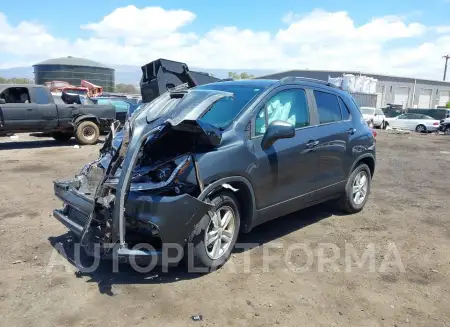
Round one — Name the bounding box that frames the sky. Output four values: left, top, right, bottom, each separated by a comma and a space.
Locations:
2, 0, 450, 79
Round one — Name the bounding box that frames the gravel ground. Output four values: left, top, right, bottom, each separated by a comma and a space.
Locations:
0, 131, 449, 327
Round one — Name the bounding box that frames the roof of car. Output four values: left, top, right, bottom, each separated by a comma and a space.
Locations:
199, 79, 279, 88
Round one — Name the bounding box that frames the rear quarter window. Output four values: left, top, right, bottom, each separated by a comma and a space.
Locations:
314, 90, 342, 124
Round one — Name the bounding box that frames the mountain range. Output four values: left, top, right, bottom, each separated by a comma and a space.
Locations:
0, 65, 276, 85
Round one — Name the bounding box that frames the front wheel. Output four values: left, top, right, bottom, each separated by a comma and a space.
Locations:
338, 163, 372, 214
444, 127, 450, 136
75, 121, 100, 145
185, 192, 240, 272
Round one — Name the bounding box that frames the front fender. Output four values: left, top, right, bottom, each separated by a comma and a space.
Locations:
198, 175, 257, 233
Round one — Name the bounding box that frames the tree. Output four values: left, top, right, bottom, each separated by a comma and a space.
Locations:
228, 72, 255, 80
0, 77, 33, 84
446, 101, 450, 109
115, 83, 138, 94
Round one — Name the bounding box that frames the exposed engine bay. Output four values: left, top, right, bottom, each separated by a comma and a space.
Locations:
53, 87, 232, 260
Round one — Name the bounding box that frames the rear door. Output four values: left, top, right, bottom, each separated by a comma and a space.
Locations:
310, 89, 351, 191
403, 114, 418, 130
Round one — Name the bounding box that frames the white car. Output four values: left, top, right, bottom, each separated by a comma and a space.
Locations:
385, 113, 441, 133
360, 107, 386, 128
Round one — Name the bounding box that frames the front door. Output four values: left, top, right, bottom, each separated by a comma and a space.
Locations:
248, 86, 319, 215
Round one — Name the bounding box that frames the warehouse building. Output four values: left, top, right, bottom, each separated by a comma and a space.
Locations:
33, 56, 115, 92
258, 70, 450, 109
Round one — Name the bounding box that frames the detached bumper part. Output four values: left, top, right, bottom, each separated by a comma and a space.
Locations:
53, 179, 213, 262
125, 192, 214, 246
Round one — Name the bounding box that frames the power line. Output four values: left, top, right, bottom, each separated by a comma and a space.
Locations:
443, 55, 450, 81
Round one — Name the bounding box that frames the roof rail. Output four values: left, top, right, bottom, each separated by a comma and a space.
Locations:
280, 76, 338, 88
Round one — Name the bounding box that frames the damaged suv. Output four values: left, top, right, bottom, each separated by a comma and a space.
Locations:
53, 77, 376, 270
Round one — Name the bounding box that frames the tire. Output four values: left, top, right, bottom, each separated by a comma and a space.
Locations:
368, 120, 374, 128
444, 127, 450, 136
51, 132, 72, 142
338, 163, 372, 214
415, 124, 426, 133
185, 191, 241, 272
379, 120, 385, 129
75, 121, 100, 145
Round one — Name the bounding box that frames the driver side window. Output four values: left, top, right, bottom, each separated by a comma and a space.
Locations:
255, 89, 309, 136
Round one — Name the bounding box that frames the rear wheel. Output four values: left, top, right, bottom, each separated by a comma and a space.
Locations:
51, 132, 72, 142
185, 192, 240, 272
338, 163, 371, 214
415, 124, 426, 133
75, 121, 100, 145
444, 127, 450, 135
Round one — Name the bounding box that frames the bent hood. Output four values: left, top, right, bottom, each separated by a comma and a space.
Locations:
99, 88, 233, 167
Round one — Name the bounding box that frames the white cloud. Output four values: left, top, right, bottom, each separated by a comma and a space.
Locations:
0, 6, 449, 80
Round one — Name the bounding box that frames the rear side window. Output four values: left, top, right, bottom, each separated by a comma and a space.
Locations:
338, 97, 351, 120
314, 90, 342, 124
34, 88, 51, 104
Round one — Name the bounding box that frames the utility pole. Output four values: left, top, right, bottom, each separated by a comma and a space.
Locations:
443, 55, 450, 81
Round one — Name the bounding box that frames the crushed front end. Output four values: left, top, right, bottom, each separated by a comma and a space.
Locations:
52, 87, 232, 263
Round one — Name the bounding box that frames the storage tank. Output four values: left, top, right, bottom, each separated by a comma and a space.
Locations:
33, 56, 115, 92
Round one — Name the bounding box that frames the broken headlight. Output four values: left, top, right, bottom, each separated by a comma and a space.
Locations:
130, 156, 192, 191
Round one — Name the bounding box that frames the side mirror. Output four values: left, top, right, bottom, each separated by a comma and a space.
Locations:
261, 120, 295, 150
374, 113, 378, 116
0, 99, 5, 104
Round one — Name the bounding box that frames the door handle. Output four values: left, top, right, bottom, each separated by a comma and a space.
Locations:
306, 140, 319, 148
348, 128, 356, 135
27, 108, 34, 111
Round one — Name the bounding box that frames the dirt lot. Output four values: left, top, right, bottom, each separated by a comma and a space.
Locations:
0, 131, 449, 327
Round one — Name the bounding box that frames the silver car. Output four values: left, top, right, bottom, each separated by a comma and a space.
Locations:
385, 113, 440, 132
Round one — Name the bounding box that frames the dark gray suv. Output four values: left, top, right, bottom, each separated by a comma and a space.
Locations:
53, 77, 376, 270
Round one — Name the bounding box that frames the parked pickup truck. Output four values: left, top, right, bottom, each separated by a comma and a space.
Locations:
0, 84, 116, 145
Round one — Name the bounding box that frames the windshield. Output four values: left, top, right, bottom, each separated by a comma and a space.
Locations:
141, 84, 266, 129
360, 107, 375, 115
194, 84, 265, 128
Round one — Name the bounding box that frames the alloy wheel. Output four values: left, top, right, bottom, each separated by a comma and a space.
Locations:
352, 171, 368, 205
204, 206, 236, 260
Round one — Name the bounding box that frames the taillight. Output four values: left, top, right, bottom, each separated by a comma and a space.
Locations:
372, 130, 377, 137
433, 122, 439, 126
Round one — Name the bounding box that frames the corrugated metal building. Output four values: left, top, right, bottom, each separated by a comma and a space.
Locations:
258, 70, 450, 109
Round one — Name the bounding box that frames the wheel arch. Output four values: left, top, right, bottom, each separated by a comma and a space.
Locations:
198, 176, 256, 233
350, 154, 375, 178
73, 114, 100, 127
